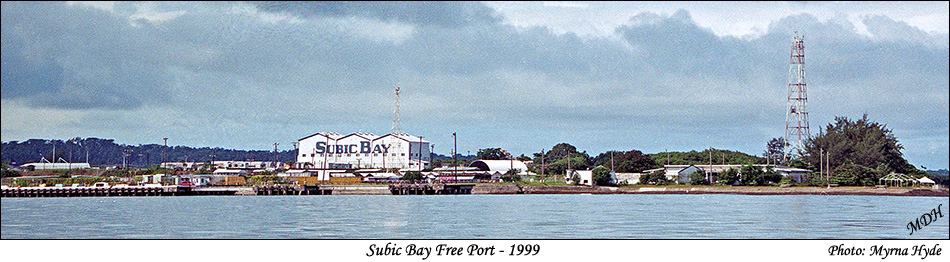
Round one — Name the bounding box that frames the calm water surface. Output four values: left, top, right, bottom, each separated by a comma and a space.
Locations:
2, 194, 947, 239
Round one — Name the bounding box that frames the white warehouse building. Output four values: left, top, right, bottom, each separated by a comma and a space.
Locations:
296, 132, 430, 170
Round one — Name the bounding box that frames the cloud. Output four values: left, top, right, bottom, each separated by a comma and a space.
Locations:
251, 1, 502, 28
1, 2, 172, 110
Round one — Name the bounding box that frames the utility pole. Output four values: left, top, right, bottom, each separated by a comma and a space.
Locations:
163, 137, 168, 169
292, 142, 298, 169
610, 151, 614, 172
274, 142, 279, 169
68, 138, 73, 170
453, 132, 457, 177
418, 136, 424, 172
666, 149, 670, 166
540, 149, 545, 181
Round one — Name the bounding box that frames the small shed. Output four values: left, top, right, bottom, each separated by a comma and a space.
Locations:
917, 177, 936, 185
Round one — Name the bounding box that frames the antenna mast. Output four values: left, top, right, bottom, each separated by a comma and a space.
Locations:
392, 86, 402, 135
784, 32, 810, 161
391, 86, 405, 169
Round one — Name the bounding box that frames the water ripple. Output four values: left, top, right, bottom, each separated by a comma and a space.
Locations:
2, 194, 948, 239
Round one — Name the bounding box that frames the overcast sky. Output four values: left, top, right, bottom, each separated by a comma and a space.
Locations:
2, 1, 948, 169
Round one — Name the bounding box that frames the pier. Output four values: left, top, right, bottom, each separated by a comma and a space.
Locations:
253, 185, 329, 195
389, 183, 474, 195
1, 186, 189, 197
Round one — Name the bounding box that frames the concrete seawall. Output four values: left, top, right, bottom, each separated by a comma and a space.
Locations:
471, 184, 521, 194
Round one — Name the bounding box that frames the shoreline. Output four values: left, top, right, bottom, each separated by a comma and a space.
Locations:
479, 184, 949, 197
2, 184, 947, 197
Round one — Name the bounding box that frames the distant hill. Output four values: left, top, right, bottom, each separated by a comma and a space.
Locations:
1, 138, 294, 168
647, 148, 766, 166
925, 169, 949, 186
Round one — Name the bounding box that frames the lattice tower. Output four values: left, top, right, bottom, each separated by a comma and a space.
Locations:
391, 86, 404, 168
784, 32, 810, 161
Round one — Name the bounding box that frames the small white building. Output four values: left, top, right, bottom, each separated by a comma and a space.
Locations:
565, 169, 594, 186
469, 159, 532, 180
614, 173, 643, 185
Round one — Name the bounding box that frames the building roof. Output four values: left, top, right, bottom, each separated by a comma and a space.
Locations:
433, 166, 479, 172
374, 133, 429, 143
298, 132, 344, 141
20, 162, 91, 170
340, 132, 380, 141
663, 164, 812, 173
468, 159, 528, 174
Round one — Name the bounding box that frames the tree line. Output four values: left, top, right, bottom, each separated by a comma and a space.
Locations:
1, 138, 294, 167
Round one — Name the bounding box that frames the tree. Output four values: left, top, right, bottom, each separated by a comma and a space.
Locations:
591, 166, 612, 186
649, 148, 765, 166
516, 154, 532, 162
688, 168, 708, 185
716, 168, 740, 185
1, 161, 20, 178
805, 115, 911, 173
592, 150, 658, 173
639, 170, 669, 185
534, 143, 591, 176
830, 160, 878, 186
738, 164, 781, 186
546, 143, 578, 162
502, 169, 522, 182
476, 148, 508, 160
764, 137, 786, 164
804, 114, 919, 185
401, 171, 424, 182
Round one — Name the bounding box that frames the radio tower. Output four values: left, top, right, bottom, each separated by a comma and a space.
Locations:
391, 86, 405, 169
392, 86, 402, 135
784, 32, 810, 161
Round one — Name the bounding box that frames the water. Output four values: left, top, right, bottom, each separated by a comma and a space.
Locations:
2, 194, 947, 239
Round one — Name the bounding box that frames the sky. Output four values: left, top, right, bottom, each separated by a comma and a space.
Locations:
2, 1, 948, 169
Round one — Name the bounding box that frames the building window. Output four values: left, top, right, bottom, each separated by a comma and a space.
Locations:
401, 153, 406, 156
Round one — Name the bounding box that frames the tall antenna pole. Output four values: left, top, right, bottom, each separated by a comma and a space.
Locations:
392, 86, 404, 169
392, 86, 402, 135
784, 32, 810, 161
